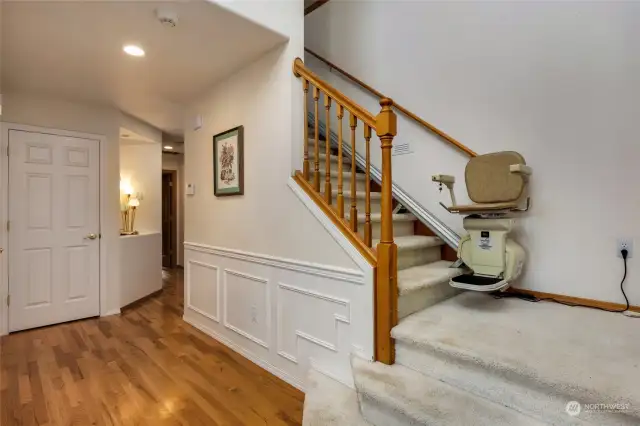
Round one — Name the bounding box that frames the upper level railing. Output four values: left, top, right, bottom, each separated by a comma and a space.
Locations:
304, 48, 477, 158
293, 57, 398, 364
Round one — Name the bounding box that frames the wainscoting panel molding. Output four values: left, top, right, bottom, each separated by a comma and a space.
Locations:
186, 260, 220, 323
223, 268, 270, 349
183, 242, 374, 390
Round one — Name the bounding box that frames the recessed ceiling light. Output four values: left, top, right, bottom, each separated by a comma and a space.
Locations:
164, 146, 173, 150
123, 45, 145, 57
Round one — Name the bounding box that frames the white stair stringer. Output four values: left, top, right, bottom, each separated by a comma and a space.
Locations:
392, 292, 640, 426
352, 357, 545, 426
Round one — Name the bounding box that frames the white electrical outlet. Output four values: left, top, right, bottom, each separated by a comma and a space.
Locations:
617, 238, 634, 258
251, 306, 258, 323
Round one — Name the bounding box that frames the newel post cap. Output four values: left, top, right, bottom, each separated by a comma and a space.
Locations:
376, 98, 397, 137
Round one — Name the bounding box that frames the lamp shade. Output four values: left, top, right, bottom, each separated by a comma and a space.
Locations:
128, 198, 140, 207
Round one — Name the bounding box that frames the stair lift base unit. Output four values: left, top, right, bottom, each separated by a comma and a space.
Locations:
433, 151, 531, 292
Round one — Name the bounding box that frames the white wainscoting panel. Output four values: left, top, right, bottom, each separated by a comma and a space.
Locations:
223, 269, 270, 349
183, 243, 374, 391
186, 260, 220, 322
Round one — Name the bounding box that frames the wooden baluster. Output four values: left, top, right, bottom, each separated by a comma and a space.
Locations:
364, 125, 372, 247
349, 113, 358, 232
324, 95, 332, 204
375, 98, 398, 365
303, 80, 310, 181
313, 86, 321, 192
336, 105, 345, 218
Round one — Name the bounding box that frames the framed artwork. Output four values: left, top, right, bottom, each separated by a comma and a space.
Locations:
213, 125, 244, 196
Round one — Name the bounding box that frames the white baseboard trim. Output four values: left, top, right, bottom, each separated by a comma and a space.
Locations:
287, 176, 372, 273
184, 241, 364, 285
102, 309, 121, 317
184, 313, 306, 392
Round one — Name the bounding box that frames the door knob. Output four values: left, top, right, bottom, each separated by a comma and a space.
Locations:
0, 248, 3, 253
85, 233, 98, 240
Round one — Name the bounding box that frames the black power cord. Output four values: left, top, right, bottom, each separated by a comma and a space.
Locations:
494, 248, 637, 316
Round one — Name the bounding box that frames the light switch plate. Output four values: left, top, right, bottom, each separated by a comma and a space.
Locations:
186, 183, 196, 196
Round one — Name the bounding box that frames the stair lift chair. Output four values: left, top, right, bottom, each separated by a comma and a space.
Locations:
432, 152, 532, 292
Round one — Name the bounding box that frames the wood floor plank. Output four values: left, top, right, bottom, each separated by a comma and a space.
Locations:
1, 268, 304, 425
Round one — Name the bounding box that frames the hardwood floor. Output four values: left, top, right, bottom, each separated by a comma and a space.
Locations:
1, 269, 304, 426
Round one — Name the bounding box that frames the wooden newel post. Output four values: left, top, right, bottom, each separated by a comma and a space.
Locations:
375, 98, 398, 365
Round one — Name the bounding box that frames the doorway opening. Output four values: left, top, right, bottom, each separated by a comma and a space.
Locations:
162, 170, 178, 268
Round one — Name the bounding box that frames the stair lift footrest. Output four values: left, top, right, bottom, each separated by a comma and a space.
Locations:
450, 274, 509, 292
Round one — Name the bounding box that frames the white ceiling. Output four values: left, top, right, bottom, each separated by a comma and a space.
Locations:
1, 0, 286, 136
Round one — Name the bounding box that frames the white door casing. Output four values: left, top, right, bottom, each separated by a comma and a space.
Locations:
8, 129, 100, 332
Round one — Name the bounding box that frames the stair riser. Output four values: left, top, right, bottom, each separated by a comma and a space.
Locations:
325, 194, 381, 213
397, 246, 442, 271
398, 284, 460, 320
308, 173, 367, 191
308, 155, 350, 166
357, 220, 414, 240
394, 343, 633, 426
359, 395, 408, 426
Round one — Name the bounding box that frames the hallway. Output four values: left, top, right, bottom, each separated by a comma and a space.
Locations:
0, 269, 304, 426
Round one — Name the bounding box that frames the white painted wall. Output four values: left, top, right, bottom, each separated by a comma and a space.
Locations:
120, 233, 162, 307
120, 141, 162, 233
2, 93, 122, 315
162, 153, 185, 266
306, 1, 640, 305
183, 2, 375, 388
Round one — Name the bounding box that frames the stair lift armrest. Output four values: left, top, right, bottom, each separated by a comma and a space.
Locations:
432, 174, 457, 209
510, 164, 532, 181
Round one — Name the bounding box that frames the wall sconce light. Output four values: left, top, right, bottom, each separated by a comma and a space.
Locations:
120, 180, 140, 235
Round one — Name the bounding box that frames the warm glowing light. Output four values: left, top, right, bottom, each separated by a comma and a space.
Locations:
128, 198, 140, 208
120, 179, 134, 195
164, 145, 173, 150
123, 45, 145, 57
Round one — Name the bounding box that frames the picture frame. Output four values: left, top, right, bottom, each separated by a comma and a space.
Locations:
213, 125, 244, 196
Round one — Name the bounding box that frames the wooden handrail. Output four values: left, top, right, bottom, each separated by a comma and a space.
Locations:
293, 57, 376, 129
304, 48, 477, 157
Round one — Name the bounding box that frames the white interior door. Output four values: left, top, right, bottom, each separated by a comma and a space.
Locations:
8, 129, 100, 332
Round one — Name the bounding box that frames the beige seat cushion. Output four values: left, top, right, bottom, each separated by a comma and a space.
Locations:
465, 151, 526, 203
448, 201, 520, 214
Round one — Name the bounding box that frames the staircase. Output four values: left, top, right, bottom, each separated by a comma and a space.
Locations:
307, 135, 463, 320
292, 58, 640, 425
305, 290, 640, 426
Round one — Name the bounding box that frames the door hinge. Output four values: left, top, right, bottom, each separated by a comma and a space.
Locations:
5, 146, 8, 157
6, 221, 9, 232
6, 295, 10, 307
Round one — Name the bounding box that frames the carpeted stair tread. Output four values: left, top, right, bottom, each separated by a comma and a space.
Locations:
392, 292, 640, 422
398, 260, 463, 296
328, 190, 381, 200
381, 235, 444, 251
347, 212, 415, 223
352, 357, 544, 426
309, 153, 350, 164
303, 369, 370, 426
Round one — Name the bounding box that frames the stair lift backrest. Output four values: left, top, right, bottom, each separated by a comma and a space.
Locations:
465, 151, 527, 205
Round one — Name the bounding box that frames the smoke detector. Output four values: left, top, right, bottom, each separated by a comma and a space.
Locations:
156, 7, 178, 28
